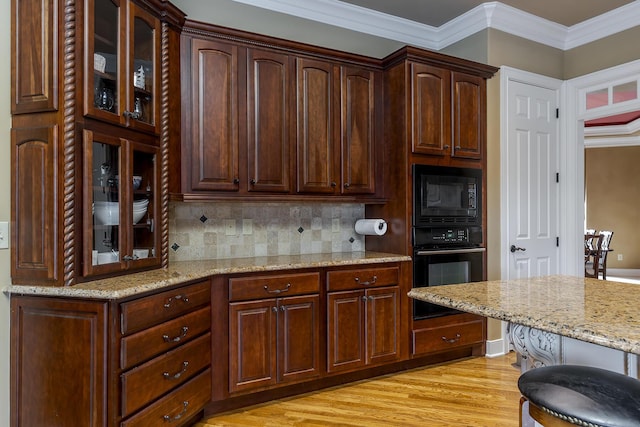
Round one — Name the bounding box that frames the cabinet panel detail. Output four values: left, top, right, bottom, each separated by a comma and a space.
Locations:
278, 295, 320, 382
11, 0, 57, 113
11, 297, 108, 427
229, 299, 277, 393
190, 39, 239, 191
247, 49, 291, 193
11, 126, 58, 282
327, 290, 365, 373
341, 66, 376, 194
411, 63, 450, 156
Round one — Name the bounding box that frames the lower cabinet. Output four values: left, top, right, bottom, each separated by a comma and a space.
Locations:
326, 266, 401, 373
412, 313, 486, 357
228, 272, 321, 394
10, 280, 213, 427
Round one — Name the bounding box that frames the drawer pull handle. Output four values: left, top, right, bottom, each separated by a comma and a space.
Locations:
163, 361, 189, 380
441, 333, 461, 344
163, 400, 189, 423
164, 294, 190, 308
163, 326, 189, 343
264, 283, 291, 294
355, 276, 377, 286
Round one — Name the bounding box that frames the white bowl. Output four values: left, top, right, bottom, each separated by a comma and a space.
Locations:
133, 248, 149, 259
94, 201, 119, 225
132, 206, 148, 224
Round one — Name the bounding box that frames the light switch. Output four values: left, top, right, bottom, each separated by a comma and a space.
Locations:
0, 221, 8, 249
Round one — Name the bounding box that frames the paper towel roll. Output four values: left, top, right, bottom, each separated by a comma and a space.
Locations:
355, 219, 387, 236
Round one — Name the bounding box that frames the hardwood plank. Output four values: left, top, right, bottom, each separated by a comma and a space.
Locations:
196, 353, 521, 426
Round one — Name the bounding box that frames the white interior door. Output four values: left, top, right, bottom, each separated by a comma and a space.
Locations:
501, 68, 562, 280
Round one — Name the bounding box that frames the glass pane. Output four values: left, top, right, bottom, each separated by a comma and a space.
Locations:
586, 88, 608, 110
93, 0, 119, 114
131, 149, 156, 260
428, 261, 470, 286
91, 140, 121, 266
132, 17, 154, 125
613, 81, 637, 104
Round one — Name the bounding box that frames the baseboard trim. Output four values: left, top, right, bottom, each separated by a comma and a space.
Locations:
485, 338, 507, 358
608, 268, 640, 278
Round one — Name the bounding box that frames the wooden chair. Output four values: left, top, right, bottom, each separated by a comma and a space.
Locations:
598, 230, 614, 280
584, 233, 603, 278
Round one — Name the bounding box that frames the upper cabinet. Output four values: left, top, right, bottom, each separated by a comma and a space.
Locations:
10, 0, 185, 286
296, 59, 379, 195
409, 61, 488, 161
172, 24, 383, 202
87, 0, 161, 135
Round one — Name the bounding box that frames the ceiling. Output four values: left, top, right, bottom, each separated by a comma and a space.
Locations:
339, 0, 636, 27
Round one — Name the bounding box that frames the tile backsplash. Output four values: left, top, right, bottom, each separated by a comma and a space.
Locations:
168, 202, 366, 261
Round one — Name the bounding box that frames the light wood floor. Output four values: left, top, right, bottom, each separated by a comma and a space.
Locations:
196, 352, 522, 427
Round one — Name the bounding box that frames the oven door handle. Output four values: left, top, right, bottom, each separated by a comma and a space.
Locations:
415, 247, 486, 256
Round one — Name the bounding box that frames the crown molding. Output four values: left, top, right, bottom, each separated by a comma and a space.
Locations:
231, 0, 640, 51
584, 135, 640, 148
584, 118, 640, 137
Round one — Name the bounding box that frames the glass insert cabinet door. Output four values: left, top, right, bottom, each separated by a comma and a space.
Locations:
86, 0, 161, 133
83, 129, 159, 277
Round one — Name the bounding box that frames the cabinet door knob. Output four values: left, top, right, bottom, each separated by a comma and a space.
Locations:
233, 178, 240, 184
250, 179, 256, 185
344, 183, 350, 189
330, 181, 337, 188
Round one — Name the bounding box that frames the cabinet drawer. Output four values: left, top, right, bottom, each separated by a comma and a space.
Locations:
121, 306, 211, 370
121, 333, 211, 417
327, 266, 398, 291
121, 281, 211, 334
412, 320, 484, 356
121, 368, 211, 427
229, 272, 320, 301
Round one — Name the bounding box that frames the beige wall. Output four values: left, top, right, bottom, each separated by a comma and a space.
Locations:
585, 147, 640, 268
1, 0, 11, 424
565, 26, 640, 79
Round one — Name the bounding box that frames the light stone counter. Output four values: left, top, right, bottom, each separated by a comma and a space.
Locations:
409, 275, 640, 355
5, 251, 410, 300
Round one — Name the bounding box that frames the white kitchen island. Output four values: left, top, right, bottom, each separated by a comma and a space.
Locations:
409, 275, 640, 425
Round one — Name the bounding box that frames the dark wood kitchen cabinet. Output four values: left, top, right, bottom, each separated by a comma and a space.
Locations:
10, 280, 212, 427
228, 272, 321, 394
10, 0, 185, 286
296, 59, 379, 195
409, 63, 487, 161
326, 266, 400, 373
172, 23, 384, 202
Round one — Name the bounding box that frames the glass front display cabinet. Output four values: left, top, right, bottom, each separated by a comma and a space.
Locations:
83, 129, 160, 277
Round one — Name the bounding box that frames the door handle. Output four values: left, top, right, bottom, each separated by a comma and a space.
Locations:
510, 245, 526, 253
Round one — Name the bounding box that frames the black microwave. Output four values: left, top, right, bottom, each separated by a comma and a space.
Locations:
413, 164, 482, 227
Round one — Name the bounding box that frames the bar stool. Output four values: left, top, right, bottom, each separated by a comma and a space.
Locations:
518, 365, 640, 427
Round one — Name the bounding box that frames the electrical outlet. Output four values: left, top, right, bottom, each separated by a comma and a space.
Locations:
242, 219, 253, 235
332, 219, 340, 232
0, 221, 8, 249
224, 219, 236, 236
618, 254, 624, 261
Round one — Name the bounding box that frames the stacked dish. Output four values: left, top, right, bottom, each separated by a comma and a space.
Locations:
133, 199, 149, 224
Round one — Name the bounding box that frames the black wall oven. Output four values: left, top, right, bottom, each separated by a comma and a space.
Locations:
412, 164, 485, 320
412, 246, 485, 319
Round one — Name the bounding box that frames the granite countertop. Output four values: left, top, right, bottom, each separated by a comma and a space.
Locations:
5, 251, 410, 300
409, 275, 640, 355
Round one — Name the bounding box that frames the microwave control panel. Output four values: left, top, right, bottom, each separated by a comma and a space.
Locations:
467, 183, 477, 209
